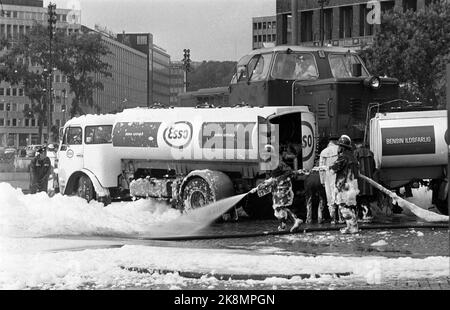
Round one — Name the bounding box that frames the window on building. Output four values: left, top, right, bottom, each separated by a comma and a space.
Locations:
31, 119, 36, 127
18, 88, 24, 96
253, 23, 257, 30
339, 6, 353, 39
12, 119, 17, 127
6, 88, 10, 96
0, 119, 4, 126
272, 21, 276, 30
0, 103, 3, 111
360, 4, 374, 36
253, 35, 257, 43
403, 0, 417, 11
7, 119, 10, 126
272, 34, 276, 41
263, 34, 267, 42
12, 88, 17, 96
324, 9, 333, 40
25, 119, 29, 127
301, 11, 313, 42
137, 35, 148, 45
258, 22, 262, 29
0, 88, 4, 96
258, 35, 262, 42
263, 22, 267, 29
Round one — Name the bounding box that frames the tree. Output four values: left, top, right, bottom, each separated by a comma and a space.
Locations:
0, 23, 111, 144
186, 61, 236, 91
360, 0, 450, 107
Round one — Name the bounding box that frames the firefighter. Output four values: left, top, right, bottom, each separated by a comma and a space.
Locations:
330, 135, 360, 234
250, 144, 303, 232
319, 136, 341, 224
29, 146, 52, 194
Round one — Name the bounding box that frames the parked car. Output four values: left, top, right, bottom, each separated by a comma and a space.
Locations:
25, 145, 43, 157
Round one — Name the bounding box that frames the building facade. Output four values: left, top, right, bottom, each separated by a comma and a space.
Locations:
83, 27, 147, 114
169, 61, 186, 106
276, 0, 431, 49
252, 15, 277, 50
117, 33, 172, 107
0, 0, 80, 147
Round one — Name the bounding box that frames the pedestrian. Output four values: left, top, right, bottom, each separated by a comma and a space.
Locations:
29, 146, 52, 194
319, 136, 341, 224
251, 144, 303, 232
329, 135, 360, 234
354, 142, 375, 223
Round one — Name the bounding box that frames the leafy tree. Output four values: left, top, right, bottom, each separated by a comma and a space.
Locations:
361, 0, 450, 107
187, 61, 236, 91
0, 23, 111, 143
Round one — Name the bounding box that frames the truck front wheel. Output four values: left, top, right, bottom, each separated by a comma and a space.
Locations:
181, 177, 215, 211
76, 175, 95, 202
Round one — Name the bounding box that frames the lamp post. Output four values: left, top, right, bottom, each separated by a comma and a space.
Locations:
183, 49, 191, 91
47, 3, 57, 143
61, 89, 66, 126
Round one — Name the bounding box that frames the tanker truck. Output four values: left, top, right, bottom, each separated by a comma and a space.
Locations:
56, 106, 316, 217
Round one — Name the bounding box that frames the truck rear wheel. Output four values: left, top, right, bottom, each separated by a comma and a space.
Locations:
181, 177, 215, 211
76, 175, 95, 202
431, 179, 448, 215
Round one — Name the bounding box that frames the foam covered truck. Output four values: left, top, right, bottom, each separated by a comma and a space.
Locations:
56, 106, 316, 216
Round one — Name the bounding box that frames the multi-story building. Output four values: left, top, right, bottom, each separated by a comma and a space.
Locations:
117, 33, 172, 106
152, 44, 170, 105
0, 0, 81, 146
83, 26, 147, 114
276, 0, 431, 49
252, 15, 277, 49
169, 61, 186, 106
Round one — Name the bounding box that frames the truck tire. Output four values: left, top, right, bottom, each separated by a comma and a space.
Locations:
181, 177, 215, 211
435, 199, 448, 215
76, 175, 95, 202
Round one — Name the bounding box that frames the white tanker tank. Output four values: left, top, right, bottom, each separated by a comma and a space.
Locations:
111, 106, 317, 171
370, 110, 447, 169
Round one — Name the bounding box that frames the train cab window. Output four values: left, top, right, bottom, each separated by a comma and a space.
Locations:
271, 53, 318, 80
329, 53, 369, 78
66, 127, 82, 145
85, 125, 113, 144
249, 53, 273, 82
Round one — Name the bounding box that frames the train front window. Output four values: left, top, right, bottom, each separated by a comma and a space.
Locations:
249, 54, 273, 82
329, 53, 369, 78
271, 53, 318, 80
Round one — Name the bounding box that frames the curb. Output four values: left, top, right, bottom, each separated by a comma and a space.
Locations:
120, 266, 352, 281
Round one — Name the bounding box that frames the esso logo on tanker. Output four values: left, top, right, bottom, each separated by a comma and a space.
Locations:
163, 121, 193, 149
301, 120, 314, 161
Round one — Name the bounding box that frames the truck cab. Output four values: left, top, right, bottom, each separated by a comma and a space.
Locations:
229, 45, 400, 149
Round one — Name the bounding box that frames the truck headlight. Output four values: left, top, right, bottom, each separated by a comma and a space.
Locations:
364, 76, 381, 90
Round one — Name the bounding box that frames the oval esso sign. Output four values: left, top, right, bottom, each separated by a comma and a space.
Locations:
163, 121, 193, 149
301, 120, 315, 163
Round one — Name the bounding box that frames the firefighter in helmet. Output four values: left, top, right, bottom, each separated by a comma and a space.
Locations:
330, 135, 360, 234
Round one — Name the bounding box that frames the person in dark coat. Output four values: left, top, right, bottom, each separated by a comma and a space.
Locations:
354, 143, 376, 222
30, 146, 52, 194
330, 135, 360, 234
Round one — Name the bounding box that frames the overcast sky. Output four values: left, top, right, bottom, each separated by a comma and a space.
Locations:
45, 0, 275, 62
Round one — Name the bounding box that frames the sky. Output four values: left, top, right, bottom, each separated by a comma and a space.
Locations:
44, 0, 276, 62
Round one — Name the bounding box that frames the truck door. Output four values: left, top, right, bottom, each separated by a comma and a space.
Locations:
57, 126, 84, 193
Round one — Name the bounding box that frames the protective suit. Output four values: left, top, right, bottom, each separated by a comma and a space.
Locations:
330, 136, 360, 234
255, 161, 302, 232
319, 141, 339, 221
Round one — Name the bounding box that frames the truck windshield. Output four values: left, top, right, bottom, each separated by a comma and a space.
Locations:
271, 53, 318, 80
329, 53, 369, 78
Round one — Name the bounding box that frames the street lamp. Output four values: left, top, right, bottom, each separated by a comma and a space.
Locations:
61, 89, 67, 126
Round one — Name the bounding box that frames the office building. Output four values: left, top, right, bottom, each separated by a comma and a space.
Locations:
276, 0, 431, 48
117, 33, 172, 106
169, 61, 186, 106
252, 15, 277, 49
0, 0, 80, 146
